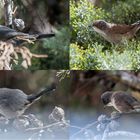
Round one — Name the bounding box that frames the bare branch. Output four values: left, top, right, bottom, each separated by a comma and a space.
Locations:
0, 41, 48, 70
4, 0, 13, 26
106, 71, 140, 90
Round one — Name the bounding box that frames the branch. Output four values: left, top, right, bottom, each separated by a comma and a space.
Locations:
4, 0, 13, 26
25, 121, 65, 132
106, 71, 140, 91
0, 41, 48, 69
101, 112, 140, 140
70, 120, 98, 138
108, 131, 140, 139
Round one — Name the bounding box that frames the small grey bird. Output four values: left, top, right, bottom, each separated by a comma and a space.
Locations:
0, 85, 56, 119
91, 20, 140, 44
101, 91, 140, 113
0, 25, 55, 42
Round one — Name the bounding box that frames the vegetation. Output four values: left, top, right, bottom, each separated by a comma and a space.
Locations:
70, 0, 140, 70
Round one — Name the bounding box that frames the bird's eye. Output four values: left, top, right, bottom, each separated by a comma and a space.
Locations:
99, 22, 107, 30
102, 98, 108, 105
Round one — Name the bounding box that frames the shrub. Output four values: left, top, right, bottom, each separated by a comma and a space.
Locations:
28, 27, 69, 70
70, 41, 140, 70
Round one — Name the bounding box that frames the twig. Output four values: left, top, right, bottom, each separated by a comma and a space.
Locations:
102, 124, 110, 140
32, 54, 48, 58
106, 71, 140, 91
70, 120, 98, 138
69, 124, 82, 130
71, 111, 140, 139
101, 112, 140, 140
12, 6, 17, 15
25, 121, 66, 132
0, 41, 48, 69
108, 131, 140, 138
4, 0, 13, 26
16, 37, 35, 44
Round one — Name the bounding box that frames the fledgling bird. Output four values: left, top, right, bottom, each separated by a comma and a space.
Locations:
91, 20, 140, 44
0, 25, 55, 43
0, 84, 56, 119
101, 91, 140, 113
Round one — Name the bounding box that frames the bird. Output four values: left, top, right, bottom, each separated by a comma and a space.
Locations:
101, 91, 140, 113
90, 20, 140, 44
0, 25, 55, 44
0, 84, 56, 119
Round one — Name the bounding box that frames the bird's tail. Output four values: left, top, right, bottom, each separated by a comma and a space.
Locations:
23, 33, 55, 40
27, 84, 56, 103
132, 21, 140, 26
131, 21, 140, 33
134, 104, 140, 109
36, 33, 55, 39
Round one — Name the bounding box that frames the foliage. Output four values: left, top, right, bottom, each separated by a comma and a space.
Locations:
56, 70, 70, 81
40, 27, 70, 69
70, 41, 140, 70
105, 0, 140, 24
70, 0, 140, 70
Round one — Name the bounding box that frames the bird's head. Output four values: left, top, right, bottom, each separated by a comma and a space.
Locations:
101, 91, 113, 107
92, 20, 108, 30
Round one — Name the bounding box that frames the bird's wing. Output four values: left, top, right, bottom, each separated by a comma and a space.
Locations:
108, 24, 134, 34
0, 25, 55, 41
115, 92, 139, 109
0, 25, 16, 32
0, 25, 32, 40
